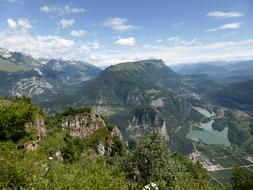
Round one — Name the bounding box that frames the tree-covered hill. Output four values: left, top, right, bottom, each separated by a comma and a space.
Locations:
42, 59, 205, 154
209, 80, 253, 111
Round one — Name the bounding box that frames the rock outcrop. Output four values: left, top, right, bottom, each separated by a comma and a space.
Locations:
61, 111, 106, 139
128, 107, 164, 131
22, 115, 46, 150
60, 110, 124, 156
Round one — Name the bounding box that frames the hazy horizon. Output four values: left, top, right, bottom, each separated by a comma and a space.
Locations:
0, 0, 253, 67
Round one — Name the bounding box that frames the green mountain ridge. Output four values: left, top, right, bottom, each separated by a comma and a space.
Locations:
209, 79, 253, 112
42, 59, 204, 153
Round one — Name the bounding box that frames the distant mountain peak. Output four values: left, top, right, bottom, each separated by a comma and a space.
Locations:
0, 47, 11, 59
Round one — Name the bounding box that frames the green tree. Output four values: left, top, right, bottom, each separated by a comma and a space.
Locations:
0, 98, 38, 142
231, 167, 253, 190
121, 133, 213, 189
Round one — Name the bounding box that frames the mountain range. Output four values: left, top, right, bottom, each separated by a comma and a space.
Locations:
0, 48, 101, 103
1, 47, 253, 154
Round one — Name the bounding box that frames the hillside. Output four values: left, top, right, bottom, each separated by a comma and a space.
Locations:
0, 48, 101, 103
43, 59, 204, 153
209, 80, 253, 111
0, 48, 38, 72
0, 97, 221, 189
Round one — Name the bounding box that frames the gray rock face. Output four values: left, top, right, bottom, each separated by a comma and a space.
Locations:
126, 107, 168, 139
128, 107, 164, 130
12, 77, 56, 97
61, 112, 106, 139
35, 115, 46, 140
22, 115, 46, 151
96, 143, 106, 156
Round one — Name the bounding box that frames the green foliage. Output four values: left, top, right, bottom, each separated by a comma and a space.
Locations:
210, 79, 253, 111
228, 119, 253, 154
0, 141, 27, 189
189, 108, 206, 123
58, 107, 92, 117
1, 97, 242, 189
110, 136, 125, 157
62, 134, 85, 163
0, 141, 126, 190
0, 97, 39, 142
212, 117, 228, 132
231, 167, 253, 190
120, 133, 213, 189
211, 110, 253, 154
83, 127, 111, 147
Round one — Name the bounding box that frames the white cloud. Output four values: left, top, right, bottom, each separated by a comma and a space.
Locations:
207, 11, 244, 19
206, 22, 241, 32
89, 41, 101, 49
167, 36, 200, 46
70, 30, 87, 37
0, 30, 103, 63
115, 37, 136, 46
1, 28, 253, 67
102, 18, 139, 32
17, 18, 33, 30
7, 18, 32, 31
90, 39, 253, 66
40, 4, 85, 16
7, 18, 17, 30
143, 44, 151, 48
79, 44, 90, 52
58, 18, 75, 28
0, 33, 75, 59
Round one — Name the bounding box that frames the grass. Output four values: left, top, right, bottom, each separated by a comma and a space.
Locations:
214, 156, 244, 168
210, 170, 233, 186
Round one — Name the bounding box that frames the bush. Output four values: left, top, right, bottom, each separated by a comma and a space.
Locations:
0, 98, 38, 142
232, 167, 253, 190
120, 133, 213, 189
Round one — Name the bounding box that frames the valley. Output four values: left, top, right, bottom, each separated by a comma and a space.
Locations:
1, 47, 253, 189
1, 1, 253, 189
186, 107, 230, 146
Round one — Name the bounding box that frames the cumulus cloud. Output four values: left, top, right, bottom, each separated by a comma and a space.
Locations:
1, 27, 253, 67
17, 18, 33, 30
0, 30, 103, 63
7, 18, 17, 30
207, 11, 244, 19
58, 18, 75, 28
115, 37, 136, 46
70, 30, 87, 37
7, 18, 32, 31
40, 4, 85, 16
0, 33, 75, 59
102, 18, 139, 32
206, 22, 241, 32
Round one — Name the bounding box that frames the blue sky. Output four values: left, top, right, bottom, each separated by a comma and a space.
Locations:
0, 0, 253, 66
